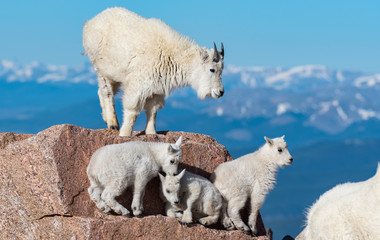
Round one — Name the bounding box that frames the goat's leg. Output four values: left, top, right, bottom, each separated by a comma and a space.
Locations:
181, 188, 201, 224
88, 179, 111, 213
97, 76, 120, 130
144, 94, 165, 135
101, 184, 130, 217
220, 200, 235, 230
165, 203, 183, 219
198, 200, 221, 226
131, 176, 150, 217
119, 90, 143, 137
248, 194, 265, 236
227, 196, 250, 234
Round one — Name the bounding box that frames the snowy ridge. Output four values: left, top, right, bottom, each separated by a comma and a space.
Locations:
2, 60, 379, 89
354, 74, 380, 88
0, 60, 97, 84
224, 64, 378, 90
2, 59, 380, 135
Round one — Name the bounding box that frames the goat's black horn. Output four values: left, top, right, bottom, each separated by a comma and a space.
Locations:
221, 42, 224, 57
213, 42, 220, 62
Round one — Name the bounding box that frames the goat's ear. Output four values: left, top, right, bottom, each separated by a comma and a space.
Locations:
176, 169, 186, 180
264, 136, 273, 146
281, 135, 285, 139
168, 145, 174, 153
199, 48, 209, 62
158, 172, 165, 182
169, 136, 182, 153
169, 144, 179, 153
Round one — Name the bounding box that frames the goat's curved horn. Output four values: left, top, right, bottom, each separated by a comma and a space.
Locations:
213, 42, 220, 62
221, 42, 224, 57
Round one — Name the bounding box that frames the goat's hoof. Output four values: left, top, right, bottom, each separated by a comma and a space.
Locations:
226, 226, 235, 231
180, 222, 191, 226
198, 219, 212, 226
100, 207, 111, 214
110, 125, 120, 131
123, 213, 131, 218
240, 228, 251, 235
135, 213, 143, 218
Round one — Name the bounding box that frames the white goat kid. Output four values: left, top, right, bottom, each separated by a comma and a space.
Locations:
83, 7, 225, 136
211, 136, 293, 235
87, 136, 182, 217
303, 163, 380, 240
159, 169, 223, 226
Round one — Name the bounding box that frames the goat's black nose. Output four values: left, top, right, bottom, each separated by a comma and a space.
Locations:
220, 90, 224, 96
174, 201, 179, 204
289, 158, 293, 162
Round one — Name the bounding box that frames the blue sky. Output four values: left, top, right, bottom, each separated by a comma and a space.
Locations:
1, 0, 379, 73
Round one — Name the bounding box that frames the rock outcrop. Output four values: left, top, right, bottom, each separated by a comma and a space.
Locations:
0, 124, 270, 239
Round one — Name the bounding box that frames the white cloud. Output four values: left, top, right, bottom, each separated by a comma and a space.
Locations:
225, 129, 252, 141
216, 107, 223, 116
276, 103, 291, 115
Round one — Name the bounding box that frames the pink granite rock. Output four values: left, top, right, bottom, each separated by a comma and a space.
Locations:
0, 124, 270, 239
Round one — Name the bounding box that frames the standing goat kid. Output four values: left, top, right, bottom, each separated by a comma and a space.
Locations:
159, 169, 223, 226
83, 7, 225, 136
211, 136, 293, 235
87, 136, 182, 217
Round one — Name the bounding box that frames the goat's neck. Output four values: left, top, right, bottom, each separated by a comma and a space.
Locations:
149, 144, 166, 166
251, 146, 279, 184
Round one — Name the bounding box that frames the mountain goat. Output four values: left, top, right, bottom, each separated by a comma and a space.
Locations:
159, 169, 223, 226
86, 136, 182, 217
302, 163, 380, 240
211, 136, 293, 235
83, 7, 225, 136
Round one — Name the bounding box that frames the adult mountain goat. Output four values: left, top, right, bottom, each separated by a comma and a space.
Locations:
302, 163, 380, 240
83, 7, 225, 136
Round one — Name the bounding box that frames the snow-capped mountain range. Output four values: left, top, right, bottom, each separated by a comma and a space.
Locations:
1, 59, 380, 136
2, 59, 379, 89
0, 60, 97, 84
212, 65, 380, 134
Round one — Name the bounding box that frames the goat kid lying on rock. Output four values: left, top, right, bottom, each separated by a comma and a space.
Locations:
211, 136, 293, 235
83, 7, 225, 136
159, 169, 223, 226
87, 136, 182, 217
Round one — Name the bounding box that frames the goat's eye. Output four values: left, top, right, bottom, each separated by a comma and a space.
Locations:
170, 159, 175, 164
166, 190, 171, 194
210, 68, 215, 73
278, 148, 283, 153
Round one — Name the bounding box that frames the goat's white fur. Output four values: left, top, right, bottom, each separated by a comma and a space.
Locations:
211, 136, 293, 235
87, 136, 182, 217
83, 7, 224, 136
303, 163, 380, 240
159, 169, 223, 226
